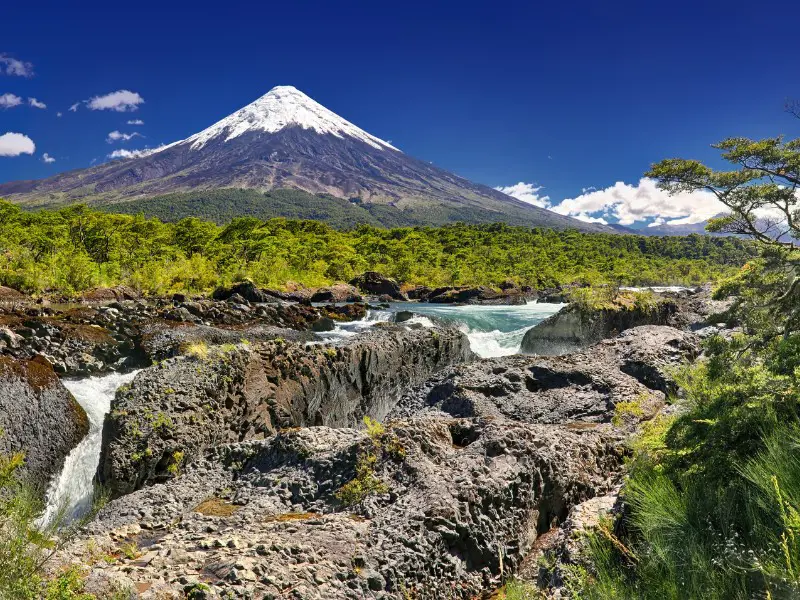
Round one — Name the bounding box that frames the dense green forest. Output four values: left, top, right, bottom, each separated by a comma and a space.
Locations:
0, 199, 754, 296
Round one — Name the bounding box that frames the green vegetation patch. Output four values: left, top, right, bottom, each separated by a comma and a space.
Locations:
0, 199, 753, 297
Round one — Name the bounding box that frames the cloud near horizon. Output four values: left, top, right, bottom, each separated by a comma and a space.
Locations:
550, 178, 725, 226
42, 152, 55, 163
497, 178, 728, 227
107, 144, 166, 160
0, 132, 35, 156
495, 181, 551, 209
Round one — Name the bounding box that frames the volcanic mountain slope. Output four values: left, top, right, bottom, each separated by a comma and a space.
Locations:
0, 86, 612, 231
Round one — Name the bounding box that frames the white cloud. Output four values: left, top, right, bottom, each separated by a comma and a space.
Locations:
28, 97, 46, 109
42, 152, 55, 163
107, 144, 166, 160
86, 90, 144, 112
574, 213, 609, 225
495, 181, 551, 209
0, 54, 33, 77
106, 130, 143, 143
107, 148, 141, 159
69, 102, 80, 112
56, 111, 62, 117
0, 93, 22, 109
551, 178, 725, 226
126, 119, 144, 125
0, 132, 35, 156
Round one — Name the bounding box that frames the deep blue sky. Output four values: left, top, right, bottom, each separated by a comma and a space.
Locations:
2, 0, 799, 223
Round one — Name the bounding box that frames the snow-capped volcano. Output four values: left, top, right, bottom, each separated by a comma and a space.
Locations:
0, 86, 613, 232
184, 86, 398, 152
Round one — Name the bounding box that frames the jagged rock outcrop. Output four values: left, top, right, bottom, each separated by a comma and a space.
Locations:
70, 417, 622, 599
0, 356, 88, 490
520, 295, 678, 355
98, 324, 473, 497
394, 326, 699, 425
599, 325, 700, 393
349, 272, 407, 300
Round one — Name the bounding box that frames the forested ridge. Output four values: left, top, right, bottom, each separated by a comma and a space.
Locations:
0, 199, 754, 296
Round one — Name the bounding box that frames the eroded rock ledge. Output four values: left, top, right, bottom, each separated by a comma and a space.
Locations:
98, 324, 474, 497
73, 418, 622, 599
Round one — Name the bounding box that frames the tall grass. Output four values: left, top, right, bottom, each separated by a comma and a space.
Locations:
577, 341, 800, 599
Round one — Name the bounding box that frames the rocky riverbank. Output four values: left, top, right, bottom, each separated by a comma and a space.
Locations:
0, 279, 734, 598
0, 285, 374, 377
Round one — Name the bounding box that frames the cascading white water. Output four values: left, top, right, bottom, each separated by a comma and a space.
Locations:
318, 303, 563, 357
39, 370, 140, 526
315, 309, 394, 340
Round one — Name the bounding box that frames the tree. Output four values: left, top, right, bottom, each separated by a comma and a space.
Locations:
647, 119, 800, 341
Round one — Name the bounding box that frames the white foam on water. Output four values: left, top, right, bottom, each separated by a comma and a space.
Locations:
459, 324, 536, 358
404, 316, 435, 328
317, 309, 393, 341
39, 370, 140, 527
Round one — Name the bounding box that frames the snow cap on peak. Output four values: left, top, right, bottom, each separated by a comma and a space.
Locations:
185, 85, 398, 151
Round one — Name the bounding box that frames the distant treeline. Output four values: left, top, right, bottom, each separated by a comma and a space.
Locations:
0, 199, 755, 295
97, 187, 606, 230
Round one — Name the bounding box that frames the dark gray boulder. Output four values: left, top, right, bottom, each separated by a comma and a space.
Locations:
211, 281, 275, 304
0, 356, 89, 490
309, 283, 362, 303
311, 316, 336, 332
349, 272, 407, 301
393, 310, 415, 323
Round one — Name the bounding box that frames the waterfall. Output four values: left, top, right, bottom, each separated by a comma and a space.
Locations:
316, 302, 563, 357
39, 370, 140, 527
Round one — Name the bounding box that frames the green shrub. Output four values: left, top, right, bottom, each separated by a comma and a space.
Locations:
335, 417, 406, 506
0, 448, 105, 599
335, 451, 388, 506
